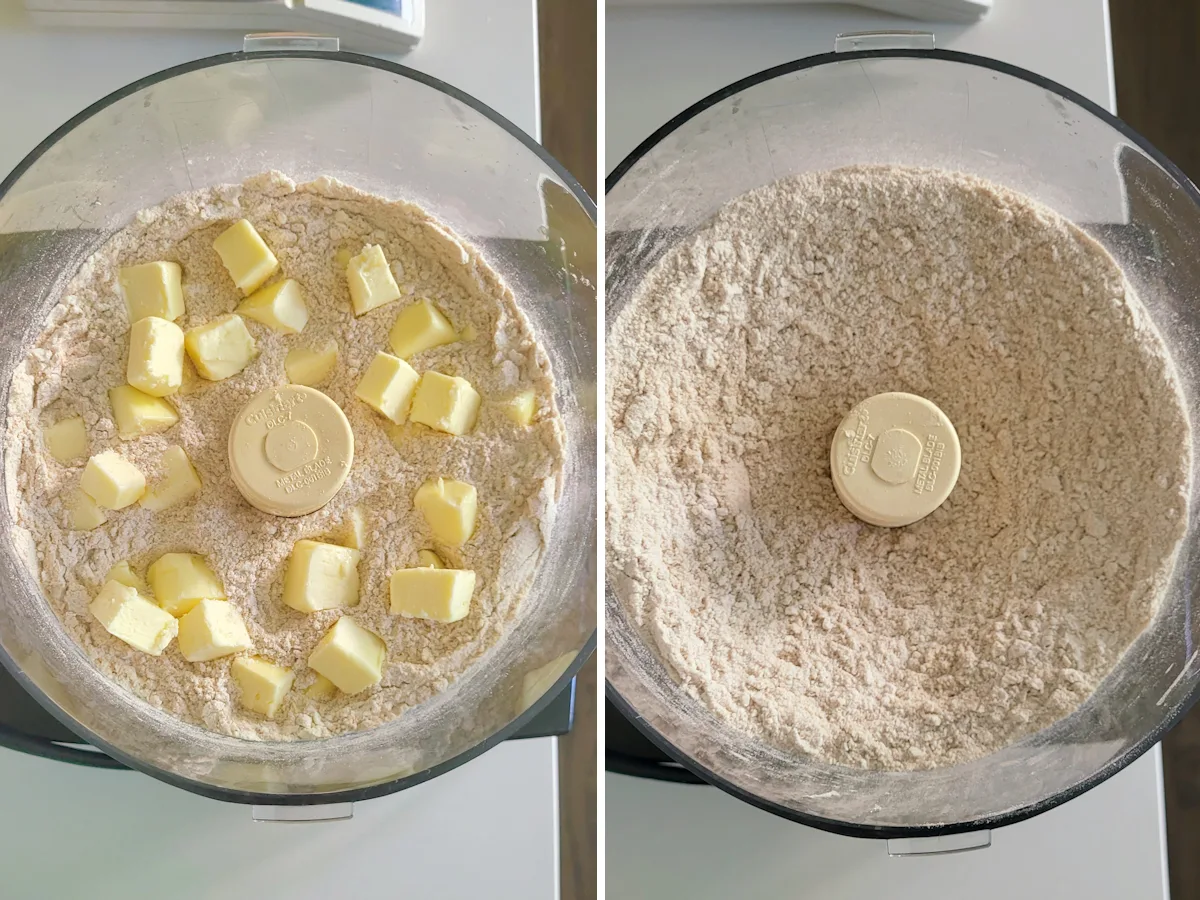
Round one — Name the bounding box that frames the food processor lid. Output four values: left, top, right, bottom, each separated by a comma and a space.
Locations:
0, 43, 597, 806
605, 45, 1200, 838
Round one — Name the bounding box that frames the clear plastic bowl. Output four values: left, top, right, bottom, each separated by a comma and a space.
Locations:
605, 47, 1200, 837
0, 42, 596, 805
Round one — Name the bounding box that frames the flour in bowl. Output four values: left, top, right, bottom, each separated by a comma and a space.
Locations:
607, 166, 1191, 770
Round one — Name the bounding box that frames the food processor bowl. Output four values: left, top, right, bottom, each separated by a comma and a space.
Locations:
606, 45, 1200, 837
0, 39, 596, 805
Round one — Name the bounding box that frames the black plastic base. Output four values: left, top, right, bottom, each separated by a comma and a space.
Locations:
0, 664, 575, 770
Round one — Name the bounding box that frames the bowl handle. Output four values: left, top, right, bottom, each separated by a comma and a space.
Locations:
251, 803, 355, 823
886, 831, 992, 856
243, 33, 342, 53
834, 31, 936, 52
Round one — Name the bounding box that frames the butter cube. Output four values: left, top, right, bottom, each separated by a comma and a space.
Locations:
413, 478, 477, 546
177, 599, 252, 662
517, 652, 577, 714
389, 299, 457, 359
355, 352, 419, 423
409, 371, 481, 436
44, 417, 87, 463
109, 385, 179, 439
148, 552, 225, 617
305, 674, 338, 700
80, 450, 145, 510
417, 550, 445, 569
231, 657, 295, 718
346, 244, 401, 315
213, 219, 279, 294
106, 561, 147, 593
140, 446, 202, 511
237, 278, 309, 334
341, 508, 367, 550
185, 315, 257, 381
389, 567, 476, 623
285, 341, 338, 386
283, 539, 360, 613
90, 580, 178, 655
70, 490, 107, 531
502, 390, 536, 426
308, 617, 386, 694
127, 316, 184, 397
119, 261, 184, 323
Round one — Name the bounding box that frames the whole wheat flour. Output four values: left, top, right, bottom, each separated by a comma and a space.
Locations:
607, 166, 1191, 770
6, 172, 564, 740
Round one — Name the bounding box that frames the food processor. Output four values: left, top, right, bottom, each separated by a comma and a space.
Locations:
605, 34, 1200, 838
0, 35, 596, 809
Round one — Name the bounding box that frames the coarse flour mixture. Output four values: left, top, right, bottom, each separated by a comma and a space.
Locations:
607, 166, 1191, 770
6, 173, 564, 740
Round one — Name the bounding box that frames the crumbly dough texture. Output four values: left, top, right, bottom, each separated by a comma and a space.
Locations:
7, 173, 564, 740
607, 166, 1191, 770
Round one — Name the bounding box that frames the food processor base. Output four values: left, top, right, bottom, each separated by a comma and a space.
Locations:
0, 664, 576, 769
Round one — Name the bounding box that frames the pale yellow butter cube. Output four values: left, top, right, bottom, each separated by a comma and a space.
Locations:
341, 508, 367, 551
231, 657, 295, 718
355, 352, 419, 423
502, 390, 536, 426
346, 244, 401, 315
70, 490, 107, 531
44, 417, 87, 463
389, 299, 457, 359
127, 316, 184, 397
285, 341, 338, 386
106, 561, 147, 593
119, 261, 184, 323
140, 446, 202, 512
417, 550, 445, 569
305, 674, 338, 701
89, 580, 178, 656
517, 652, 577, 714
389, 567, 476, 623
148, 552, 225, 617
409, 371, 481, 436
177, 599, 252, 662
109, 385, 179, 440
237, 278, 309, 335
283, 539, 360, 613
414, 478, 477, 546
185, 315, 257, 381
213, 219, 279, 294
308, 617, 386, 694
80, 450, 145, 510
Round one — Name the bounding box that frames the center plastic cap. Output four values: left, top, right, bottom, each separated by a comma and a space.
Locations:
829, 391, 961, 527
228, 385, 354, 517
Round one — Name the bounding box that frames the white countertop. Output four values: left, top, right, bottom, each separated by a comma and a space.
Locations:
606, 748, 1169, 900
0, 0, 539, 183
0, 6, 558, 899
605, 2, 1169, 899
1, 739, 559, 900
606, 0, 1113, 170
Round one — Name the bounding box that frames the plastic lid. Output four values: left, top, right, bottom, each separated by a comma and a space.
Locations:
829, 391, 961, 528
228, 385, 354, 517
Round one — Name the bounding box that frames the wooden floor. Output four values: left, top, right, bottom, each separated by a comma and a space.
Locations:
536, 2, 597, 900
536, 2, 1200, 898
1111, 3, 1200, 897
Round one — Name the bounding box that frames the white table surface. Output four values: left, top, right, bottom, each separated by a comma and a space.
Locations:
0, 6, 558, 899
605, 2, 1169, 898
0, 738, 559, 900
606, 0, 1113, 170
0, 0, 539, 184
606, 748, 1169, 900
